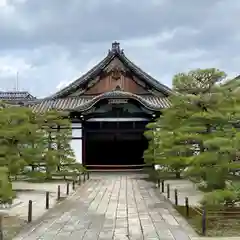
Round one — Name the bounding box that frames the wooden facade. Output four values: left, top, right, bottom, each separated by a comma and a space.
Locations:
30, 42, 172, 169
83, 74, 149, 95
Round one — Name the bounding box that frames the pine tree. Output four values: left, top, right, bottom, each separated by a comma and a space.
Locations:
39, 110, 76, 179
145, 69, 240, 192
0, 104, 77, 200
144, 94, 193, 178
175, 71, 240, 190
0, 106, 42, 177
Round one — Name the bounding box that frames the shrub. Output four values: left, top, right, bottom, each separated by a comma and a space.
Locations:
200, 189, 238, 207
227, 182, 240, 202
197, 181, 208, 191
26, 171, 46, 180
52, 171, 78, 177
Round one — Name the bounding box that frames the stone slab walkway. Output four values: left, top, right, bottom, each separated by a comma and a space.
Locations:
13, 173, 198, 240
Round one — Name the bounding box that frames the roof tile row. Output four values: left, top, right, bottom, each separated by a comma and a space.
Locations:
31, 95, 170, 113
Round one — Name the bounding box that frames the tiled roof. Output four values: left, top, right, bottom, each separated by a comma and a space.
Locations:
50, 42, 172, 99
73, 91, 170, 111
31, 91, 170, 113
0, 91, 36, 101
31, 97, 89, 113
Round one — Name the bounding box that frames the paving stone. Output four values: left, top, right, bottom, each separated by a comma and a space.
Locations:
13, 173, 196, 240
156, 229, 175, 239
56, 231, 72, 237
170, 228, 191, 240
99, 231, 114, 239
162, 213, 179, 226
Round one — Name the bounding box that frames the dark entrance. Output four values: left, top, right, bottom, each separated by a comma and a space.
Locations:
78, 99, 155, 169
85, 121, 148, 168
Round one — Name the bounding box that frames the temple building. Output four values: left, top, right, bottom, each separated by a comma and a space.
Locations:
0, 91, 36, 105
6, 42, 173, 169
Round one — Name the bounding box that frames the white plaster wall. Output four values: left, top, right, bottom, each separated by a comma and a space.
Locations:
70, 123, 82, 163
70, 140, 82, 163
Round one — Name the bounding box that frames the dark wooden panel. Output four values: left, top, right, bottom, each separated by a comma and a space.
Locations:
85, 137, 148, 166
86, 132, 114, 141
85, 129, 144, 133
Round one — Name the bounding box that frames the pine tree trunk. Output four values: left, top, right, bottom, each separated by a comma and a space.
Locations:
175, 171, 181, 179
8, 173, 11, 182
202, 172, 206, 181
46, 166, 52, 180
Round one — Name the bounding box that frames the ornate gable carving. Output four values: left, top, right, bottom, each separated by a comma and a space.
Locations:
81, 57, 156, 95
111, 67, 121, 80
105, 58, 126, 73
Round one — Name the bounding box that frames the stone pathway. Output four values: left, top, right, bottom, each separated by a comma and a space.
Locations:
13, 173, 197, 240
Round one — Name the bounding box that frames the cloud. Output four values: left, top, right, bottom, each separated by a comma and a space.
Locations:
56, 81, 72, 91
0, 0, 7, 7
0, 0, 239, 97
56, 56, 103, 91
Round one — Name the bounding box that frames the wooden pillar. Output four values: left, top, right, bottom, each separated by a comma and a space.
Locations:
82, 121, 86, 166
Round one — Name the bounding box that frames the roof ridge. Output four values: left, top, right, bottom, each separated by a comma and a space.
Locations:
48, 42, 172, 99
48, 52, 115, 99
118, 53, 172, 95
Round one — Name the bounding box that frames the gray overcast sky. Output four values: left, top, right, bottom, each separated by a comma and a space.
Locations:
0, 0, 239, 97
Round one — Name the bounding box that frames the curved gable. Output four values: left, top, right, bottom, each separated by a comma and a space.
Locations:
49, 42, 172, 99
72, 90, 170, 112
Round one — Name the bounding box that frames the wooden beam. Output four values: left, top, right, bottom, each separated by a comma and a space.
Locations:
85, 129, 145, 133
82, 123, 86, 166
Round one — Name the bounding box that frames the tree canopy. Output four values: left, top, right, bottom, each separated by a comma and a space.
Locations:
0, 103, 79, 202
144, 69, 240, 206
